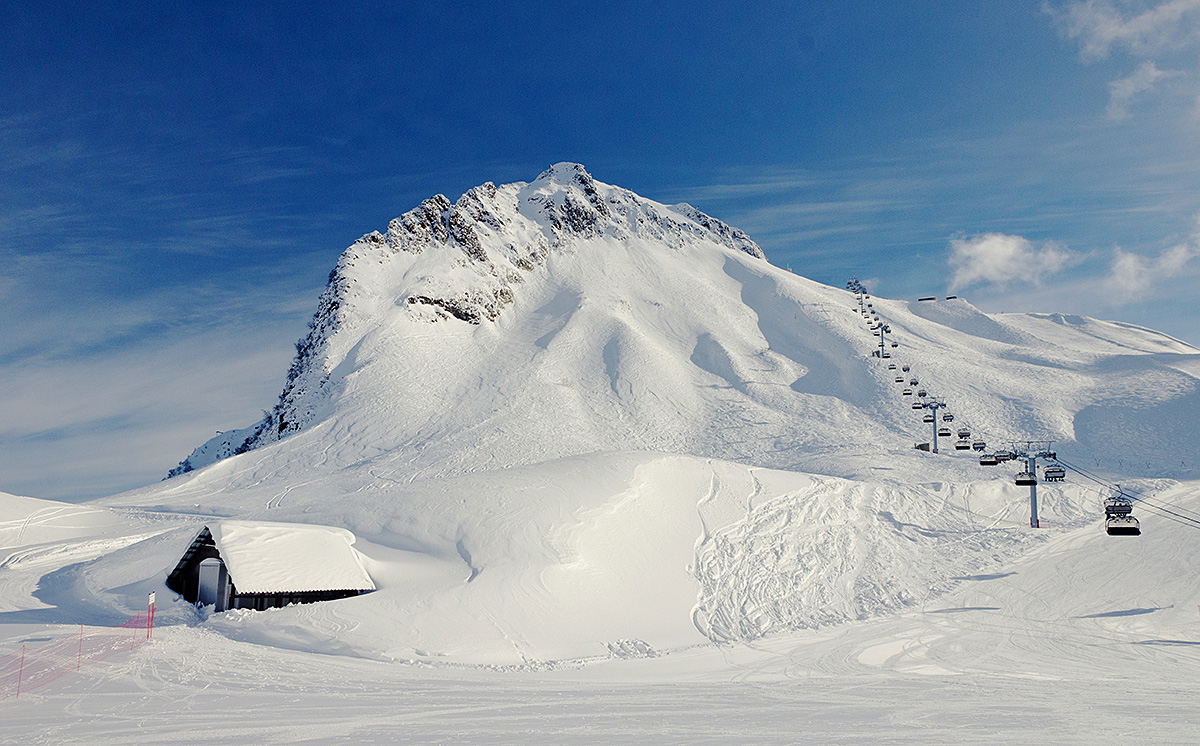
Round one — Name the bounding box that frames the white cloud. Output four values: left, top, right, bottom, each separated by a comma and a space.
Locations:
948, 233, 1079, 291
1103, 236, 1200, 301
1050, 1, 1200, 118
1107, 60, 1182, 118
1051, 0, 1200, 59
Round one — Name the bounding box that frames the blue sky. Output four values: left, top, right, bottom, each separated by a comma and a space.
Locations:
3, 1, 1200, 501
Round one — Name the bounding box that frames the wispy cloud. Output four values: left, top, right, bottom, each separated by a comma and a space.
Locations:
1107, 60, 1182, 118
1102, 219, 1200, 301
947, 219, 1200, 318
1049, 0, 1200, 59
948, 233, 1082, 291
1049, 0, 1200, 118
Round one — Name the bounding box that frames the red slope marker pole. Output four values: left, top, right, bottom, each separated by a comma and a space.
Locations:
16, 644, 25, 699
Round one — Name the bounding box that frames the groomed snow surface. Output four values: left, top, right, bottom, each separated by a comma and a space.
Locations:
3, 476, 1200, 743
4, 165, 1200, 742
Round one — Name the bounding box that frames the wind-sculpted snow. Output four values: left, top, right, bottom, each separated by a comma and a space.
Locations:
691, 476, 1089, 643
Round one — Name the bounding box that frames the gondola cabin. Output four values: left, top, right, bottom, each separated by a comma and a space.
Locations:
166, 521, 376, 612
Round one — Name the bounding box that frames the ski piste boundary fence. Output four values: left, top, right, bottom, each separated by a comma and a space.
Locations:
0, 610, 154, 701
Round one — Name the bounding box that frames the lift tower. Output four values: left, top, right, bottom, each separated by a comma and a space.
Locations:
1006, 441, 1058, 528
915, 398, 948, 453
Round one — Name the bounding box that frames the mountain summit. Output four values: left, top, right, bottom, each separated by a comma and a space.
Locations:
110, 164, 1200, 664
169, 163, 767, 476
169, 164, 1199, 485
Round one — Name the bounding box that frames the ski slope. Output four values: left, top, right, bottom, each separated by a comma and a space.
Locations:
3, 165, 1200, 742
3, 482, 1199, 743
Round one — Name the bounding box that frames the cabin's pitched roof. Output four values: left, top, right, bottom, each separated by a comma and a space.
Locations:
205, 520, 375, 594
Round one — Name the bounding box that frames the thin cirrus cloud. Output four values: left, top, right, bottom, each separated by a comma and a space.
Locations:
1107, 60, 1182, 118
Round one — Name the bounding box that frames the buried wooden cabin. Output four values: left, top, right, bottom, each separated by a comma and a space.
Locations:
166, 521, 375, 612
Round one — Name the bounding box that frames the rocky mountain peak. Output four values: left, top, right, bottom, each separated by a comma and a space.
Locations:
167, 165, 765, 477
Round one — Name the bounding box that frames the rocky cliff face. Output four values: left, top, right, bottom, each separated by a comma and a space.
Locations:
168, 163, 764, 477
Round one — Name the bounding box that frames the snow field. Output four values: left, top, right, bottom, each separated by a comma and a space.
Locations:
4, 166, 1200, 741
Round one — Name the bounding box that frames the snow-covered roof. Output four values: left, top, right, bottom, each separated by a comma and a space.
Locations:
207, 521, 375, 594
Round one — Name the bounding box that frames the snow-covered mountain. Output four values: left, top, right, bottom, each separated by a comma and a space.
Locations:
167, 162, 1200, 484
75, 163, 1200, 665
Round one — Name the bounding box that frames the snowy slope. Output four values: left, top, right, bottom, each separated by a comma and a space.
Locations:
5, 165, 1200, 739
65, 163, 1198, 664
165, 164, 1200, 489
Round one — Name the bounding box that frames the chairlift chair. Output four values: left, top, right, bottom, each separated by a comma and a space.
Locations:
902, 366, 910, 372
979, 454, 999, 466
1104, 497, 1141, 536
1043, 466, 1066, 482
957, 428, 970, 439
1014, 471, 1037, 486
938, 427, 952, 437
923, 413, 935, 423
971, 440, 986, 451
903, 388, 913, 396
882, 352, 891, 358
942, 413, 954, 422
891, 342, 898, 348
917, 389, 927, 397
954, 439, 971, 450
888, 364, 896, 370
895, 376, 905, 383
1106, 515, 1141, 535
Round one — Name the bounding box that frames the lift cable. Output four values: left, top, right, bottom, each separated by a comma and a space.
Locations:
1054, 457, 1200, 531
1053, 456, 1200, 521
